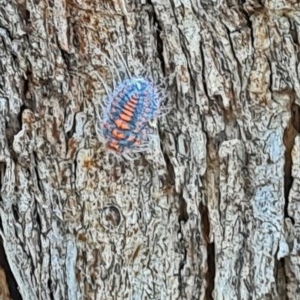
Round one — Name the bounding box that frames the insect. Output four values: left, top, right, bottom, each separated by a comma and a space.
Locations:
96, 52, 165, 156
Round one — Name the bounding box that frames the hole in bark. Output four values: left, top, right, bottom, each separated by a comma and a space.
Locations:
199, 203, 215, 299
35, 211, 41, 231
0, 236, 22, 300
289, 19, 298, 45
150, 3, 165, 76
22, 69, 36, 111
199, 203, 210, 244
178, 193, 188, 223
0, 161, 6, 194
18, 105, 27, 126
162, 151, 175, 186
178, 241, 187, 298
65, 114, 77, 152
291, 102, 300, 133
25, 10, 30, 23
275, 257, 287, 299
206, 242, 215, 300
283, 101, 299, 223
48, 278, 54, 300
12, 204, 19, 222
155, 27, 165, 76
60, 49, 71, 70
199, 45, 209, 99
0, 217, 2, 233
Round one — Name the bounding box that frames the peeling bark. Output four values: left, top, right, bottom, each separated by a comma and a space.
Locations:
0, 0, 300, 299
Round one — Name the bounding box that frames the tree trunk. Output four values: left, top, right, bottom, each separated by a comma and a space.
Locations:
0, 0, 299, 299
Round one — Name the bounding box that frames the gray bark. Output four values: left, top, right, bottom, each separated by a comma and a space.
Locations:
0, 0, 299, 299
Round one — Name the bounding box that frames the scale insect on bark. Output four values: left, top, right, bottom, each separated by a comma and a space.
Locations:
96, 50, 166, 158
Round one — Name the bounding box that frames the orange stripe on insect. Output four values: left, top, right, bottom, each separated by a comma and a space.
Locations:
112, 129, 125, 140
123, 109, 134, 117
120, 113, 132, 122
124, 103, 135, 113
127, 135, 136, 142
107, 141, 120, 152
114, 119, 130, 130
130, 94, 138, 100
129, 97, 138, 104
126, 101, 137, 109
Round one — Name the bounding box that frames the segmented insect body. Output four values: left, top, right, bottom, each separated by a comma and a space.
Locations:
97, 76, 162, 154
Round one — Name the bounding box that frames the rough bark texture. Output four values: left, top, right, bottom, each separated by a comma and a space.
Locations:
0, 0, 300, 299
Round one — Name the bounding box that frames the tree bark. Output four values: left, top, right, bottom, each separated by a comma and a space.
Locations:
0, 0, 299, 299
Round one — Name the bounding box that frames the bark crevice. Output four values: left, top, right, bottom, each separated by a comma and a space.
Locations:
199, 203, 214, 300
0, 239, 22, 300
205, 241, 215, 300
283, 101, 300, 223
